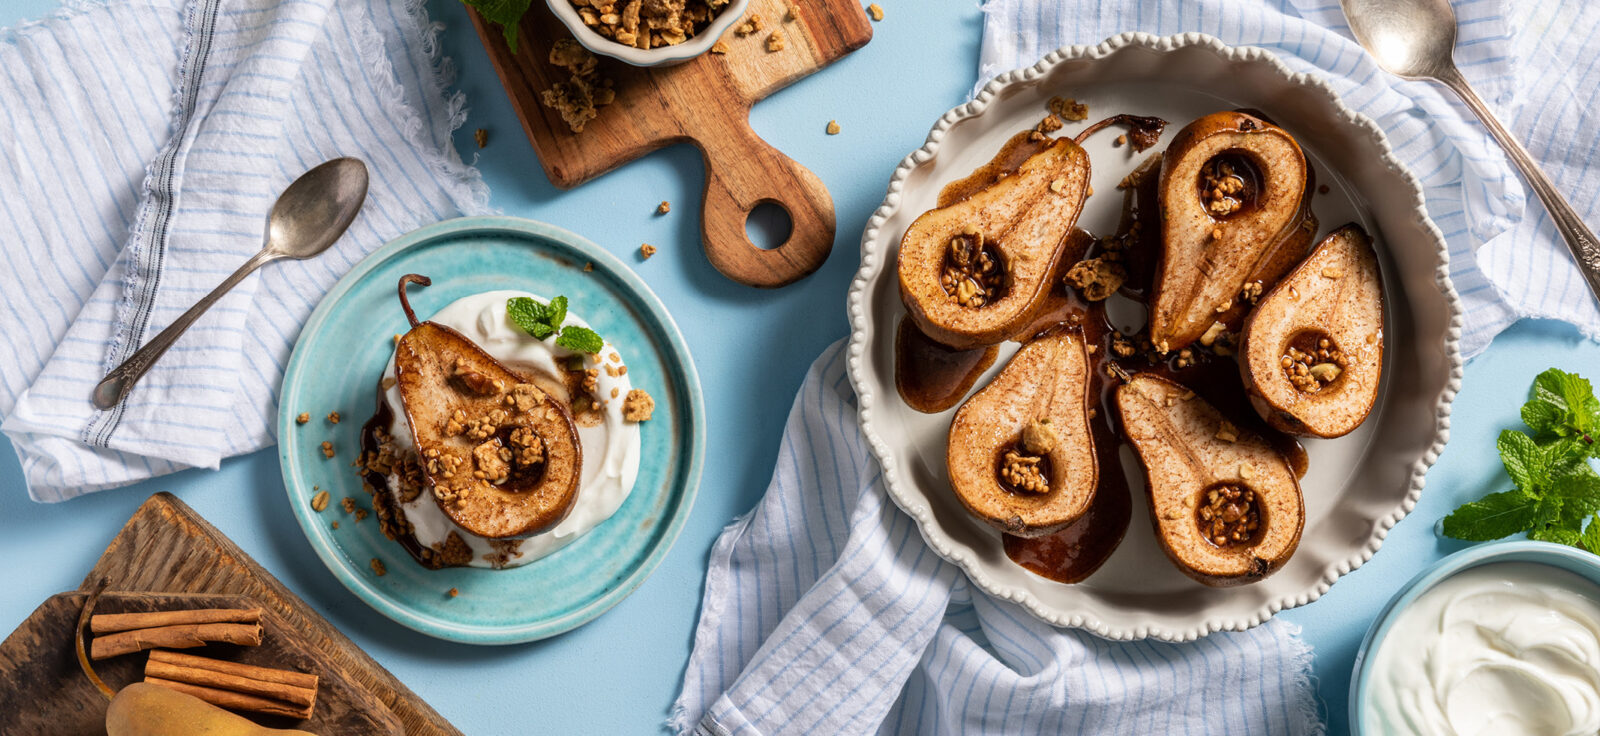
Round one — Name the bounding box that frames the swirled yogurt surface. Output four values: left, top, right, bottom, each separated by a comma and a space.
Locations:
1366, 562, 1600, 736
381, 290, 641, 568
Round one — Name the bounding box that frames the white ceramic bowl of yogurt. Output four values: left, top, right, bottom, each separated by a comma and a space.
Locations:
1352, 541, 1600, 736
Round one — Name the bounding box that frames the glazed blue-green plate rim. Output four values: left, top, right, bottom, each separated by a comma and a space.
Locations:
1348, 540, 1600, 733
277, 215, 705, 645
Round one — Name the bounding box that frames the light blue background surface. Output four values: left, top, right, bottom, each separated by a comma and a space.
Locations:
0, 1, 1579, 733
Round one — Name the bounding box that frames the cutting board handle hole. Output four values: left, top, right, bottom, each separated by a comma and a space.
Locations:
745, 202, 793, 251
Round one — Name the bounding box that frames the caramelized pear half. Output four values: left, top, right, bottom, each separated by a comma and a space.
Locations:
1150, 111, 1310, 352
393, 275, 582, 539
899, 138, 1090, 349
947, 329, 1097, 537
1116, 375, 1303, 586
1241, 224, 1384, 438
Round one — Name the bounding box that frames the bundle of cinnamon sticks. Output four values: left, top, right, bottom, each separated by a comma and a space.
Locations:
88, 606, 320, 719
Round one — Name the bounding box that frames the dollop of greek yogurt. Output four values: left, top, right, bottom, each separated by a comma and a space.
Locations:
1366, 561, 1600, 736
381, 290, 641, 568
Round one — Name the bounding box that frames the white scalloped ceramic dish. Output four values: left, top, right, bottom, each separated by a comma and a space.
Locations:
846, 32, 1464, 641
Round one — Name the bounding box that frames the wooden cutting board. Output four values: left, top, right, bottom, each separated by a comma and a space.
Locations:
0, 592, 401, 735
468, 0, 874, 288
69, 493, 460, 736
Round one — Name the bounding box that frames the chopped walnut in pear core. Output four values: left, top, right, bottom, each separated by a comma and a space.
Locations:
540, 40, 616, 134
1201, 158, 1248, 216
1283, 337, 1345, 393
1048, 96, 1088, 122
623, 388, 655, 422
571, 0, 731, 50
1197, 485, 1260, 547
1064, 257, 1125, 301
941, 226, 1004, 308
1000, 449, 1048, 494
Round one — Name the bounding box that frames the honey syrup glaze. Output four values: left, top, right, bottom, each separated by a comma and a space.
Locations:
894, 121, 1311, 584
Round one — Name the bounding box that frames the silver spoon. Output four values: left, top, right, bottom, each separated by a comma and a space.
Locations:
1341, 0, 1600, 306
91, 158, 369, 410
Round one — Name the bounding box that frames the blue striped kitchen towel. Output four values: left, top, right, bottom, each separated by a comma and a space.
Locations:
0, 0, 487, 501
979, 0, 1600, 359
670, 343, 1321, 735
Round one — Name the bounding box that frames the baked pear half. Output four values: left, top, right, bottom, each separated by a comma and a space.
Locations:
1116, 375, 1303, 587
393, 275, 583, 539
899, 138, 1090, 349
947, 329, 1097, 537
1149, 111, 1310, 352
1240, 224, 1384, 438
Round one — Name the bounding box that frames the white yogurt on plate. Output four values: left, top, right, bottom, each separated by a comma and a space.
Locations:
380, 290, 642, 568
1366, 561, 1600, 736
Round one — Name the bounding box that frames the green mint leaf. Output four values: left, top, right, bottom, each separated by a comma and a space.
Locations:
1441, 489, 1541, 541
507, 297, 555, 339
1549, 457, 1600, 529
1583, 516, 1600, 555
546, 296, 568, 333
1497, 429, 1542, 493
460, 0, 531, 53
1527, 368, 1600, 441
555, 325, 604, 354
1532, 526, 1583, 547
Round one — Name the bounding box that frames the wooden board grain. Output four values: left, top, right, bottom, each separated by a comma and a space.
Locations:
75, 493, 459, 736
0, 592, 401, 735
470, 0, 873, 287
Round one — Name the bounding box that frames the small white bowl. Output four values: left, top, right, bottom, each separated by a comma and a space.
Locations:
545, 0, 750, 67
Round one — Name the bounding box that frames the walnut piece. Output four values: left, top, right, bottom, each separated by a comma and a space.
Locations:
826, 120, 841, 135
1064, 257, 1125, 301
942, 227, 1004, 308
999, 450, 1048, 494
1198, 485, 1260, 548
1048, 96, 1088, 122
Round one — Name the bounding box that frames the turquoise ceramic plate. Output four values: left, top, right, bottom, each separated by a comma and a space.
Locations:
1349, 540, 1600, 732
277, 216, 704, 644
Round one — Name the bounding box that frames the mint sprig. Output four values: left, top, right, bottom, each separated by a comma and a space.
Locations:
1442, 368, 1600, 551
507, 296, 604, 354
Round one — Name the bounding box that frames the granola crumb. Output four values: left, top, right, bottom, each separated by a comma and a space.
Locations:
320, 441, 334, 459
355, 507, 369, 522
342, 496, 357, 513
327, 410, 340, 424
826, 120, 841, 135
1048, 96, 1088, 122
1036, 114, 1063, 134
474, 128, 488, 148
711, 40, 729, 54
311, 490, 330, 512
736, 14, 764, 36
640, 243, 657, 260
785, 1, 798, 21
583, 261, 594, 272
1115, 134, 1127, 146
623, 388, 655, 422
765, 30, 786, 52
867, 3, 884, 21
296, 412, 310, 425
331, 521, 339, 530
656, 200, 670, 215
370, 558, 386, 576
448, 587, 460, 598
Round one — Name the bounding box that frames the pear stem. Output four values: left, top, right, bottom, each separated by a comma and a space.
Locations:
398, 274, 431, 328
76, 577, 115, 701
1073, 114, 1168, 152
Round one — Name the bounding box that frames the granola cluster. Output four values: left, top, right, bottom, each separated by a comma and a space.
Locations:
570, 0, 731, 50
540, 40, 616, 133
1197, 484, 1260, 547
1201, 158, 1249, 217
1283, 337, 1344, 393
942, 226, 1005, 308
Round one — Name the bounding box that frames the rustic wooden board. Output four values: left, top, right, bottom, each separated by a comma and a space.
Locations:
469, 0, 874, 287
0, 592, 401, 735
73, 493, 459, 736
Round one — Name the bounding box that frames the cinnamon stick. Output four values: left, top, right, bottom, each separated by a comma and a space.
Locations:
90, 607, 262, 634
144, 676, 312, 720
90, 622, 262, 659
145, 658, 316, 708
148, 649, 319, 691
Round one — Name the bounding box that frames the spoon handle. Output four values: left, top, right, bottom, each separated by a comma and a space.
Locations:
1438, 66, 1600, 303
91, 250, 277, 410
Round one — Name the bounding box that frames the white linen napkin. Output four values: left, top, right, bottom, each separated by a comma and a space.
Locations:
0, 0, 487, 501
980, 0, 1600, 359
670, 343, 1322, 735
